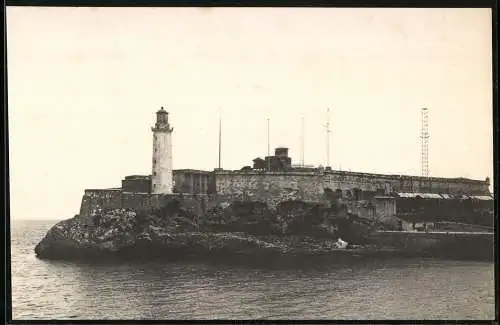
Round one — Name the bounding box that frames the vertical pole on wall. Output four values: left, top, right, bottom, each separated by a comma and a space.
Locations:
267, 118, 270, 172
301, 116, 305, 166
218, 110, 222, 170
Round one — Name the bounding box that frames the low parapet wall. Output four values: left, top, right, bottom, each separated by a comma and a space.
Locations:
370, 230, 494, 260
80, 189, 123, 216
79, 189, 211, 217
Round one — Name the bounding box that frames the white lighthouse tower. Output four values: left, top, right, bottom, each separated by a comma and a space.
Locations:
151, 107, 173, 194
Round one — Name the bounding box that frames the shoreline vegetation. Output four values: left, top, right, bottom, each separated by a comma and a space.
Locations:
34, 200, 494, 265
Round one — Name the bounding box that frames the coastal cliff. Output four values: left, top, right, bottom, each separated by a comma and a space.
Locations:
35, 200, 394, 264
35, 199, 493, 264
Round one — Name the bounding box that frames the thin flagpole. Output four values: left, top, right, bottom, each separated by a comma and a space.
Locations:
301, 116, 305, 166
326, 108, 331, 168
218, 110, 222, 169
267, 118, 270, 171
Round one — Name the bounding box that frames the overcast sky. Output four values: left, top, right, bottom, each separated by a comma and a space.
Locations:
7, 7, 493, 220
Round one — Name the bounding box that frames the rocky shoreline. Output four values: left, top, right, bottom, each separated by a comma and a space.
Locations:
34, 200, 493, 265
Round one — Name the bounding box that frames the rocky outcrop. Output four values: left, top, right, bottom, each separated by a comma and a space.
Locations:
35, 199, 387, 263
36, 199, 491, 263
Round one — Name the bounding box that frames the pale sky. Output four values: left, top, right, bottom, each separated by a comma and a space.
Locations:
7, 7, 493, 220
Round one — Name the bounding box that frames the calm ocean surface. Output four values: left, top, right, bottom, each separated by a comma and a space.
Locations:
11, 219, 495, 320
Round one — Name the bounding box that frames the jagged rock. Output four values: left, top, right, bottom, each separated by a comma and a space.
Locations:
201, 201, 278, 235
35, 209, 139, 259
34, 200, 385, 263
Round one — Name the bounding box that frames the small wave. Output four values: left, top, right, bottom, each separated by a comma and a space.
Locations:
10, 221, 495, 320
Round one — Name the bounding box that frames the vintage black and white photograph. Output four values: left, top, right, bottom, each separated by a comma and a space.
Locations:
7, 6, 495, 320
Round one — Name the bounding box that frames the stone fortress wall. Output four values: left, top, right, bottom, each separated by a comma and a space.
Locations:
210, 169, 492, 227
210, 145, 491, 205
79, 167, 491, 220
213, 171, 324, 207
212, 169, 490, 208
79, 189, 211, 217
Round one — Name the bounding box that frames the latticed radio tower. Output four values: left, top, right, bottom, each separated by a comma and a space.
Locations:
420, 108, 429, 177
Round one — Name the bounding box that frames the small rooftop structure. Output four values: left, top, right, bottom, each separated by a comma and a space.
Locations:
124, 175, 151, 180
157, 106, 168, 114
275, 147, 289, 157
122, 175, 152, 193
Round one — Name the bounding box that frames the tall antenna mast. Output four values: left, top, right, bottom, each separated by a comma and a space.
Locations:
267, 118, 270, 157
267, 118, 270, 171
420, 107, 429, 177
300, 116, 305, 166
218, 110, 222, 170
325, 108, 331, 168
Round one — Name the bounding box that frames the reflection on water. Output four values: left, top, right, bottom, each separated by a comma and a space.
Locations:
11, 220, 495, 320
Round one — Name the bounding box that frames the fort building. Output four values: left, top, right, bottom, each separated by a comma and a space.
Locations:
80, 108, 493, 227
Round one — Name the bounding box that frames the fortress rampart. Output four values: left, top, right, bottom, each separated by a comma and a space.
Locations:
79, 189, 211, 217
211, 169, 490, 208
322, 170, 489, 195
79, 168, 492, 226
77, 109, 491, 225
213, 171, 324, 207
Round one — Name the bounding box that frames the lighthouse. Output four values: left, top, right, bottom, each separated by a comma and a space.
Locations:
151, 107, 174, 194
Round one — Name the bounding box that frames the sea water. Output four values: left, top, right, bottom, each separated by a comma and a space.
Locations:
10, 219, 495, 320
